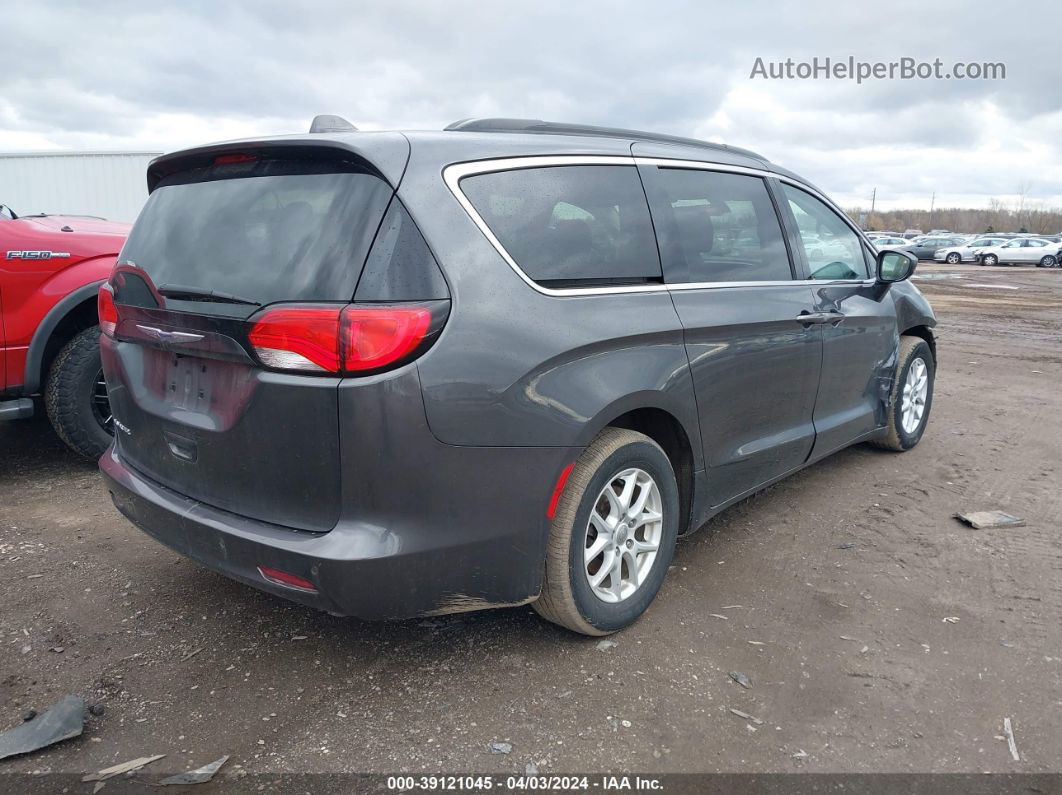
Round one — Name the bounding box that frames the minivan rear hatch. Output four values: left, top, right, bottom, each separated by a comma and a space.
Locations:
102, 149, 395, 532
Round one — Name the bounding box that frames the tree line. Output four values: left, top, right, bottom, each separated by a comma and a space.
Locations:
845, 201, 1062, 235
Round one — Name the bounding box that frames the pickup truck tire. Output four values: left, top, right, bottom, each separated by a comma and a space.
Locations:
44, 326, 113, 460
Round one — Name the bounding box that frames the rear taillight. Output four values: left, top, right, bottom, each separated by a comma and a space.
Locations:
248, 305, 433, 375
98, 286, 118, 337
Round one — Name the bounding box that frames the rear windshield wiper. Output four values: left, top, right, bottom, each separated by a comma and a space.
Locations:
157, 284, 261, 306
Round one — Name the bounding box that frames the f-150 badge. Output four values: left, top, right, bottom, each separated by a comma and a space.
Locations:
6, 250, 71, 260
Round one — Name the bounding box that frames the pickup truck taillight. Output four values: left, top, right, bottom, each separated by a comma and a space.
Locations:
98, 286, 118, 337
248, 305, 433, 375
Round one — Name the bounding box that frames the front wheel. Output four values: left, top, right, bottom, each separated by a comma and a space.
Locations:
1038, 255, 1057, 268
870, 336, 935, 452
945, 252, 961, 264
982, 254, 999, 266
44, 326, 114, 460
534, 428, 680, 635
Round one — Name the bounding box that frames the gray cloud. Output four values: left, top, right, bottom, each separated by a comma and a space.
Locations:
3, 0, 1061, 206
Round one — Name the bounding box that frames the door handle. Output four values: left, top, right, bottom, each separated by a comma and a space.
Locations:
797, 311, 846, 326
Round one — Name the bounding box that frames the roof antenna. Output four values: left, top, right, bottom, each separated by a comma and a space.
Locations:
309, 114, 358, 134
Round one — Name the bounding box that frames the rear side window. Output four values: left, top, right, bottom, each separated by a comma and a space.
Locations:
120, 158, 393, 307
460, 165, 661, 287
641, 168, 792, 283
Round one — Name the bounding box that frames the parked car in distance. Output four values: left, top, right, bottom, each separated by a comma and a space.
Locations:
872, 236, 909, 248
902, 229, 924, 239
978, 238, 1059, 267
903, 236, 965, 260
98, 117, 936, 635
934, 236, 1009, 263
0, 204, 128, 457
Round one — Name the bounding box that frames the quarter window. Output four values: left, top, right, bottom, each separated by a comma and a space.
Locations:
643, 168, 792, 283
460, 165, 661, 287
782, 185, 869, 280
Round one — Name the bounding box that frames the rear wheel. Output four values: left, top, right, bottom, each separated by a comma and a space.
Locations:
534, 428, 680, 635
870, 336, 935, 452
44, 326, 113, 460
945, 252, 961, 264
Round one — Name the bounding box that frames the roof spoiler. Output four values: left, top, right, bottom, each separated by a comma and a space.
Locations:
309, 114, 358, 134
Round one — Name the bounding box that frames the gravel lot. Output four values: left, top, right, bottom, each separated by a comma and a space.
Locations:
1, 263, 1060, 781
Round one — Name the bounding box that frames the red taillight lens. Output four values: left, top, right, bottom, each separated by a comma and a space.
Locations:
257, 566, 317, 593
247, 306, 433, 375
98, 286, 118, 337
247, 307, 342, 372
341, 308, 431, 372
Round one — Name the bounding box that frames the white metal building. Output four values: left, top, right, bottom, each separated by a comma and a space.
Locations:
0, 151, 162, 223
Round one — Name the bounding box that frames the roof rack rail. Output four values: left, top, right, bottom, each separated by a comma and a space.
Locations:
443, 118, 766, 161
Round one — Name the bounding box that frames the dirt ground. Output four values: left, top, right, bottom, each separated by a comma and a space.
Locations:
1, 262, 1060, 781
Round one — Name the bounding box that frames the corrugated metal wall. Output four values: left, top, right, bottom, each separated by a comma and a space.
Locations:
0, 151, 161, 223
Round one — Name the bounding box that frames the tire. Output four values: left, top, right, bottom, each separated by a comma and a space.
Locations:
44, 326, 113, 460
945, 252, 961, 264
870, 336, 935, 452
981, 254, 998, 266
1038, 255, 1056, 268
534, 428, 680, 635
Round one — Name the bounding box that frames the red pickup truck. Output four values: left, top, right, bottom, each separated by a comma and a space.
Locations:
1, 204, 129, 458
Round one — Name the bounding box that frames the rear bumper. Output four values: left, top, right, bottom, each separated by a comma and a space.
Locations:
100, 438, 574, 620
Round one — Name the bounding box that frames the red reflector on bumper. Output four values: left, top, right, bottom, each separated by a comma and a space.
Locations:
257, 566, 317, 593
546, 463, 575, 520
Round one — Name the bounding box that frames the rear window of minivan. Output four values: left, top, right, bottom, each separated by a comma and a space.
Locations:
460, 165, 661, 287
120, 158, 392, 307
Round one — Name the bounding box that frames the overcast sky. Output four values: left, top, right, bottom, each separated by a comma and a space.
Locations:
3, 0, 1060, 210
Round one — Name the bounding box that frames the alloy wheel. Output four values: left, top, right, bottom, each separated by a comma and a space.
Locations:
584, 468, 663, 604
900, 358, 928, 435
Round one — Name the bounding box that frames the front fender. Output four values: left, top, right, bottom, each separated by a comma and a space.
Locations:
20, 255, 116, 392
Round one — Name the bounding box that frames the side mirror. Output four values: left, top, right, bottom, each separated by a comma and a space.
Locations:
876, 249, 917, 283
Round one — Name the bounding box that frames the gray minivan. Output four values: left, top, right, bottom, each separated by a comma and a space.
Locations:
99, 118, 936, 635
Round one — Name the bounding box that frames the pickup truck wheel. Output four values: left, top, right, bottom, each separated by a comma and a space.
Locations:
44, 326, 113, 460
534, 428, 680, 635
870, 336, 935, 452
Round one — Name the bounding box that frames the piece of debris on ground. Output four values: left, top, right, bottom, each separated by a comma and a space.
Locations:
954, 511, 1025, 529
728, 708, 764, 725
82, 754, 165, 782
159, 755, 229, 785
728, 672, 752, 689
0, 695, 83, 761
1003, 717, 1020, 762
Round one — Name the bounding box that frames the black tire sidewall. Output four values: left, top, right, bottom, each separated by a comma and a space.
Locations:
566, 441, 679, 633
946, 253, 960, 264
891, 341, 935, 450
46, 327, 112, 458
